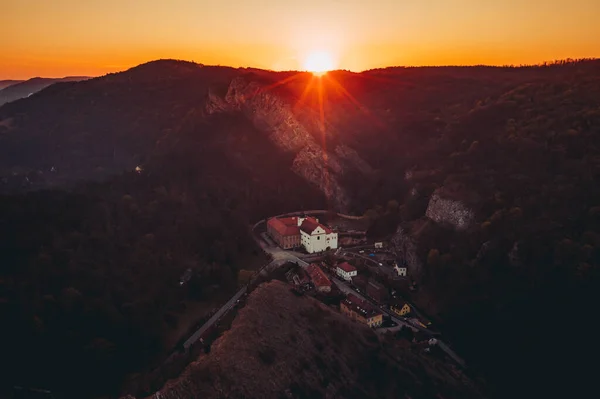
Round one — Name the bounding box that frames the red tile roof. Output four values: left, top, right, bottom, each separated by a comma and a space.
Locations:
267, 217, 300, 237
299, 216, 333, 234
279, 217, 299, 226
337, 262, 357, 273
307, 263, 332, 288
343, 294, 381, 318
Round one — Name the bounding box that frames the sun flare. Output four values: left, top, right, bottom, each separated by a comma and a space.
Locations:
303, 51, 335, 75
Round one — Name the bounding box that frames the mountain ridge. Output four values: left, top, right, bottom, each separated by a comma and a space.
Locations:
0, 79, 24, 90
0, 75, 91, 106
1, 58, 600, 398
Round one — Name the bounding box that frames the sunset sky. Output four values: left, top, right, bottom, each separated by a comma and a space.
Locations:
2, 0, 599, 79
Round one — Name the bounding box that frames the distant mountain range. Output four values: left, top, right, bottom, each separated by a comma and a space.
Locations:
0, 76, 90, 106
0, 80, 24, 90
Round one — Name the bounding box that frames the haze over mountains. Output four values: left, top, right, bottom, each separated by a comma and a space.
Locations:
0, 76, 90, 106
1, 58, 599, 399
0, 80, 24, 90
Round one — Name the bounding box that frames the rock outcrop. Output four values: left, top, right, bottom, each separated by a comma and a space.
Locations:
425, 187, 478, 231
205, 76, 373, 212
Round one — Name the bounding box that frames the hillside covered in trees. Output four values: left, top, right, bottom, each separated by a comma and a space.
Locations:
0, 59, 599, 398
356, 60, 600, 399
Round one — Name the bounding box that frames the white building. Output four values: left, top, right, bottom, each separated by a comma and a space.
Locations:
336, 262, 358, 281
394, 264, 407, 277
298, 217, 338, 254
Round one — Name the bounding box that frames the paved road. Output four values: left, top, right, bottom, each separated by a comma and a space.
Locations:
182, 213, 464, 367
182, 229, 310, 350
339, 249, 398, 279
344, 246, 440, 331
330, 275, 415, 330
183, 286, 247, 350
330, 274, 466, 367
253, 219, 466, 368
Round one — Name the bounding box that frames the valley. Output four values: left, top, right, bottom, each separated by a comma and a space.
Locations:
0, 58, 599, 399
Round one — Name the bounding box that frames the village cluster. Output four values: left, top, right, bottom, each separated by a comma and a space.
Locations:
267, 215, 432, 334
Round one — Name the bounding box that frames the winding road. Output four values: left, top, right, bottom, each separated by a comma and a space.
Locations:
180, 210, 465, 368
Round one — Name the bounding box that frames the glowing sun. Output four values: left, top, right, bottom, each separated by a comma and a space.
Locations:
303, 51, 335, 75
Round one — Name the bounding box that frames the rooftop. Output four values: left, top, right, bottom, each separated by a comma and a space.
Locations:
337, 262, 357, 273
300, 216, 333, 235
306, 263, 332, 288
343, 294, 381, 319
268, 217, 300, 237
390, 298, 410, 309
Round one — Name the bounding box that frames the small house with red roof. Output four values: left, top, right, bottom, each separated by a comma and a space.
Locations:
336, 261, 358, 281
306, 263, 332, 293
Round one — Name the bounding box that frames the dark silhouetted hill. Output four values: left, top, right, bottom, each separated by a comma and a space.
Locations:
128, 280, 485, 399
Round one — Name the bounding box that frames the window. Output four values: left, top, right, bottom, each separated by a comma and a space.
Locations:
317, 236, 320, 240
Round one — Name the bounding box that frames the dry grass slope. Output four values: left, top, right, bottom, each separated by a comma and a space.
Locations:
141, 280, 484, 399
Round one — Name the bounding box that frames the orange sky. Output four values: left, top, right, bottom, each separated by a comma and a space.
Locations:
2, 0, 599, 79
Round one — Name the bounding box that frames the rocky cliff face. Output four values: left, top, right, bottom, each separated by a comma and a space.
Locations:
206, 76, 374, 212
425, 188, 477, 231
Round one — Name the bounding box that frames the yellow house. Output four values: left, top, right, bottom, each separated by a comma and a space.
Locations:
390, 302, 411, 317
341, 294, 383, 328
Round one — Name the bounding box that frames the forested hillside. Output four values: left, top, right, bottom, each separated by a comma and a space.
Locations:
355, 60, 600, 398
0, 99, 327, 398
0, 59, 599, 398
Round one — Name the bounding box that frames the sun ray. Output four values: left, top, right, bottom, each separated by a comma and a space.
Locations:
317, 75, 332, 212
293, 74, 317, 110
242, 72, 305, 102
324, 74, 388, 131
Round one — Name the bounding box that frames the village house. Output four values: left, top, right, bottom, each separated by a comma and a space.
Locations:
336, 261, 358, 281
267, 216, 338, 253
306, 263, 332, 293
393, 263, 407, 277
340, 294, 383, 328
390, 300, 412, 317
